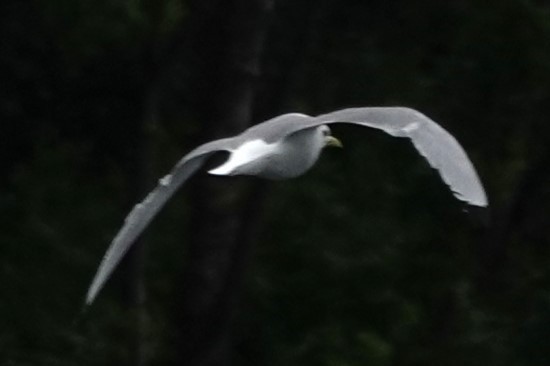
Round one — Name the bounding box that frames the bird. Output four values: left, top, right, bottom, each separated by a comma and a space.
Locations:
84, 106, 488, 306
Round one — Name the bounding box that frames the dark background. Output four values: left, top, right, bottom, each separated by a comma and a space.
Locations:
2, 0, 550, 365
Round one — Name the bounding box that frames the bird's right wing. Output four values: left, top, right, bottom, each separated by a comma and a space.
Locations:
85, 138, 234, 306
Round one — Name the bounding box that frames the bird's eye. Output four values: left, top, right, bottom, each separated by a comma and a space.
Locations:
321, 126, 331, 136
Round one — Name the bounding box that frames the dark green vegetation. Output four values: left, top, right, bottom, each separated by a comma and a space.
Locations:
2, 0, 550, 365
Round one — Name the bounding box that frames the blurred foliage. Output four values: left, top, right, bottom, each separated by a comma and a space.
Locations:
1, 0, 550, 365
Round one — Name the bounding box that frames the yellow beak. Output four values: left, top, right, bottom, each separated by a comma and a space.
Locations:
324, 136, 343, 148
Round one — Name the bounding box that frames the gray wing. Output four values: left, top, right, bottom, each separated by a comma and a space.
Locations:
240, 113, 315, 143
253, 107, 487, 207
85, 138, 235, 306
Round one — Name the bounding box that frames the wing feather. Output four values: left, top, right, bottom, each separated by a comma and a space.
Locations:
315, 107, 488, 207
85, 138, 234, 305
252, 107, 487, 206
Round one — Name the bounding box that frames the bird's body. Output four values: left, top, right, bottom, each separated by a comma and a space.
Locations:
210, 125, 331, 179
84, 107, 488, 306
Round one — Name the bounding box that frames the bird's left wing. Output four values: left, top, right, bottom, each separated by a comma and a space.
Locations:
268, 107, 487, 207
85, 138, 235, 306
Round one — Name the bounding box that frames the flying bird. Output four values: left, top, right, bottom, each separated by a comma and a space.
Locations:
85, 107, 488, 306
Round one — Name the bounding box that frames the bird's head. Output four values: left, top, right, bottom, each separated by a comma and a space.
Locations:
320, 125, 343, 148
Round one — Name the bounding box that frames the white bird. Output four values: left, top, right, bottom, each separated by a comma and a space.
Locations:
85, 107, 488, 305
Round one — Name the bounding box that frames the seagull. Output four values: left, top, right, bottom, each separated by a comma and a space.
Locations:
85, 107, 488, 306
